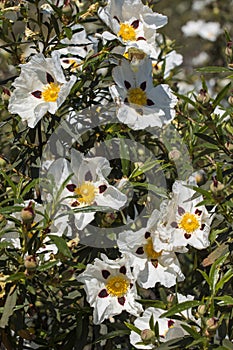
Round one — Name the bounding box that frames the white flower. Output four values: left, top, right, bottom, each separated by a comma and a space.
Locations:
77, 254, 143, 324
152, 50, 183, 79
117, 225, 185, 289
8, 52, 76, 128
98, 0, 167, 56
154, 180, 214, 251
181, 20, 222, 42
46, 149, 127, 230
110, 58, 177, 130
130, 307, 187, 349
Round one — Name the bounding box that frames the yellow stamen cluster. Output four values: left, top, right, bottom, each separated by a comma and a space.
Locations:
178, 212, 200, 233
74, 181, 97, 205
127, 87, 147, 106
118, 23, 136, 41
106, 275, 130, 297
144, 237, 162, 261
42, 82, 60, 102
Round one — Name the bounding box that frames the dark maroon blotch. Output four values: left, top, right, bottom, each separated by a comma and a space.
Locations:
145, 231, 151, 239
99, 185, 107, 193
85, 171, 92, 181
147, 99, 154, 106
119, 266, 126, 275
31, 90, 42, 99
168, 320, 175, 328
98, 289, 109, 298
171, 221, 178, 228
184, 233, 191, 239
140, 81, 147, 91
195, 209, 202, 216
131, 19, 139, 29
66, 184, 76, 192
102, 270, 111, 279
118, 296, 126, 305
178, 206, 185, 216
200, 223, 205, 231
124, 80, 131, 89
137, 36, 146, 41
46, 72, 54, 83
136, 247, 144, 255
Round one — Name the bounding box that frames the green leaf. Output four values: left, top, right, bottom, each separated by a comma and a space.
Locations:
181, 324, 200, 339
0, 286, 17, 328
194, 132, 218, 146
124, 322, 141, 335
6, 272, 26, 282
160, 300, 202, 318
212, 82, 231, 109
93, 330, 130, 344
48, 235, 72, 258
37, 260, 59, 272
197, 269, 211, 286
196, 66, 230, 73
215, 268, 233, 292
214, 295, 233, 305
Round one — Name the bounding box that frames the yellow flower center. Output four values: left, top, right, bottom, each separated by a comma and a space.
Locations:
144, 237, 162, 261
42, 82, 60, 102
74, 181, 96, 205
106, 275, 130, 297
178, 212, 200, 233
127, 87, 147, 106
118, 23, 136, 41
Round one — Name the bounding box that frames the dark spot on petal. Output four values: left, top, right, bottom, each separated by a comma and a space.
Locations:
124, 80, 131, 89
71, 201, 79, 207
118, 296, 125, 305
145, 231, 151, 239
147, 99, 154, 106
137, 36, 146, 41
119, 266, 126, 274
151, 259, 159, 268
62, 59, 70, 64
113, 15, 120, 23
31, 90, 42, 99
140, 81, 146, 91
200, 224, 205, 231
66, 184, 76, 192
102, 270, 111, 279
130, 283, 133, 289
85, 171, 92, 181
136, 247, 144, 255
171, 222, 178, 228
124, 97, 128, 103
99, 185, 107, 193
168, 320, 175, 328
131, 19, 139, 29
195, 209, 202, 216
46, 72, 54, 83
178, 206, 185, 216
184, 233, 191, 239
98, 289, 109, 298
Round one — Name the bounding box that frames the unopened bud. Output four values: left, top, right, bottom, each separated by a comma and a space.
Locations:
196, 89, 210, 104
24, 255, 38, 270
140, 329, 156, 345
0, 156, 7, 168
21, 201, 35, 224
225, 41, 233, 58
101, 212, 118, 226
197, 304, 206, 316
210, 178, 225, 196
206, 317, 219, 331
228, 94, 233, 106
168, 149, 181, 161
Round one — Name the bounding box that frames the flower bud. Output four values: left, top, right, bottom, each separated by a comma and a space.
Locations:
228, 94, 233, 106
197, 304, 206, 316
101, 212, 118, 226
210, 178, 225, 201
225, 41, 233, 58
0, 156, 7, 168
24, 255, 38, 270
21, 201, 35, 224
196, 89, 210, 104
140, 329, 156, 345
168, 149, 181, 161
206, 317, 219, 331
